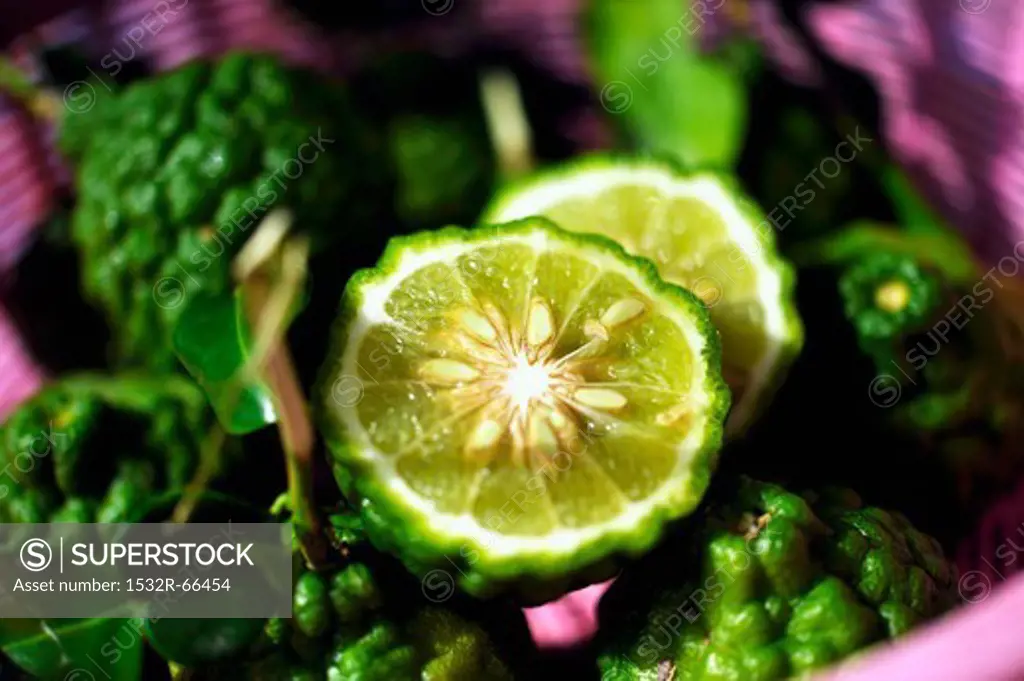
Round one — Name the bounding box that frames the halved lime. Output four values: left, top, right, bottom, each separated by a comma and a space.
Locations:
318, 219, 729, 598
483, 156, 803, 435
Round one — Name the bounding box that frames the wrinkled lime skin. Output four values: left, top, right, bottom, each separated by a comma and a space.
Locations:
262, 563, 514, 680
0, 377, 207, 524
184, 512, 518, 680
388, 112, 495, 231
597, 477, 957, 681
62, 52, 390, 371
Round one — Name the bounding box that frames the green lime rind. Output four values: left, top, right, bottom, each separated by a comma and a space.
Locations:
317, 218, 730, 600
482, 153, 803, 437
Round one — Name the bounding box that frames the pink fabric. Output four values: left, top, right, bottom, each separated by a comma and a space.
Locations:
802, 0, 1024, 266
0, 95, 51, 419
0, 309, 45, 415
3, 0, 1024, 674
523, 580, 609, 647
496, 0, 1024, 264
0, 96, 53, 275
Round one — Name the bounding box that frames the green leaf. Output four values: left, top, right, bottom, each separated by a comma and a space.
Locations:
585, 0, 747, 167
58, 373, 207, 414
172, 290, 277, 435
793, 221, 979, 284
880, 165, 953, 236
0, 618, 144, 680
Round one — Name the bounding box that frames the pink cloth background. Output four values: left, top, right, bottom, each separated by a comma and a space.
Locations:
2, 0, 1024, 677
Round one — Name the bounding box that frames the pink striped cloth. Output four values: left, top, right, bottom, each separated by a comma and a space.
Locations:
0, 96, 53, 275
801, 0, 1024, 267
0, 95, 51, 409
3, 0, 1024, 672
495, 0, 1024, 266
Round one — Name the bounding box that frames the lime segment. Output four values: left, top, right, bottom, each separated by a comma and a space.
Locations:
320, 219, 730, 597
483, 156, 803, 435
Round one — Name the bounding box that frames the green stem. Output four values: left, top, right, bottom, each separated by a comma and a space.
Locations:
479, 68, 536, 182
233, 211, 330, 569
170, 426, 229, 523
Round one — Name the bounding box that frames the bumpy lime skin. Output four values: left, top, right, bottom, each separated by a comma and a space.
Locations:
294, 572, 333, 638
597, 477, 957, 681
839, 252, 942, 365
0, 377, 207, 524
199, 557, 515, 679
1, 387, 101, 494
61, 52, 390, 371
330, 562, 382, 624
317, 218, 731, 601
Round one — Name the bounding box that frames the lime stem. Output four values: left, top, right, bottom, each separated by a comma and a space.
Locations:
480, 68, 536, 181
233, 210, 330, 569
170, 426, 230, 523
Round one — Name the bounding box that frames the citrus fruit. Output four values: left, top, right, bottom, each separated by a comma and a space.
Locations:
483, 156, 803, 435
318, 218, 730, 599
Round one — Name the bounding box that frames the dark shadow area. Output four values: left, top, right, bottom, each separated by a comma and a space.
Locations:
278, 0, 466, 31
1, 225, 110, 375
719, 266, 972, 547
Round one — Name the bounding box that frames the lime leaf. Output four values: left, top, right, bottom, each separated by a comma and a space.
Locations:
0, 618, 143, 680
880, 165, 951, 235
795, 222, 979, 284
585, 0, 747, 167
58, 373, 207, 414
133, 492, 277, 666
172, 290, 277, 434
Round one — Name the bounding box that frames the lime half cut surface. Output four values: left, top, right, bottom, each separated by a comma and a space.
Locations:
483, 157, 803, 436
319, 219, 729, 598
